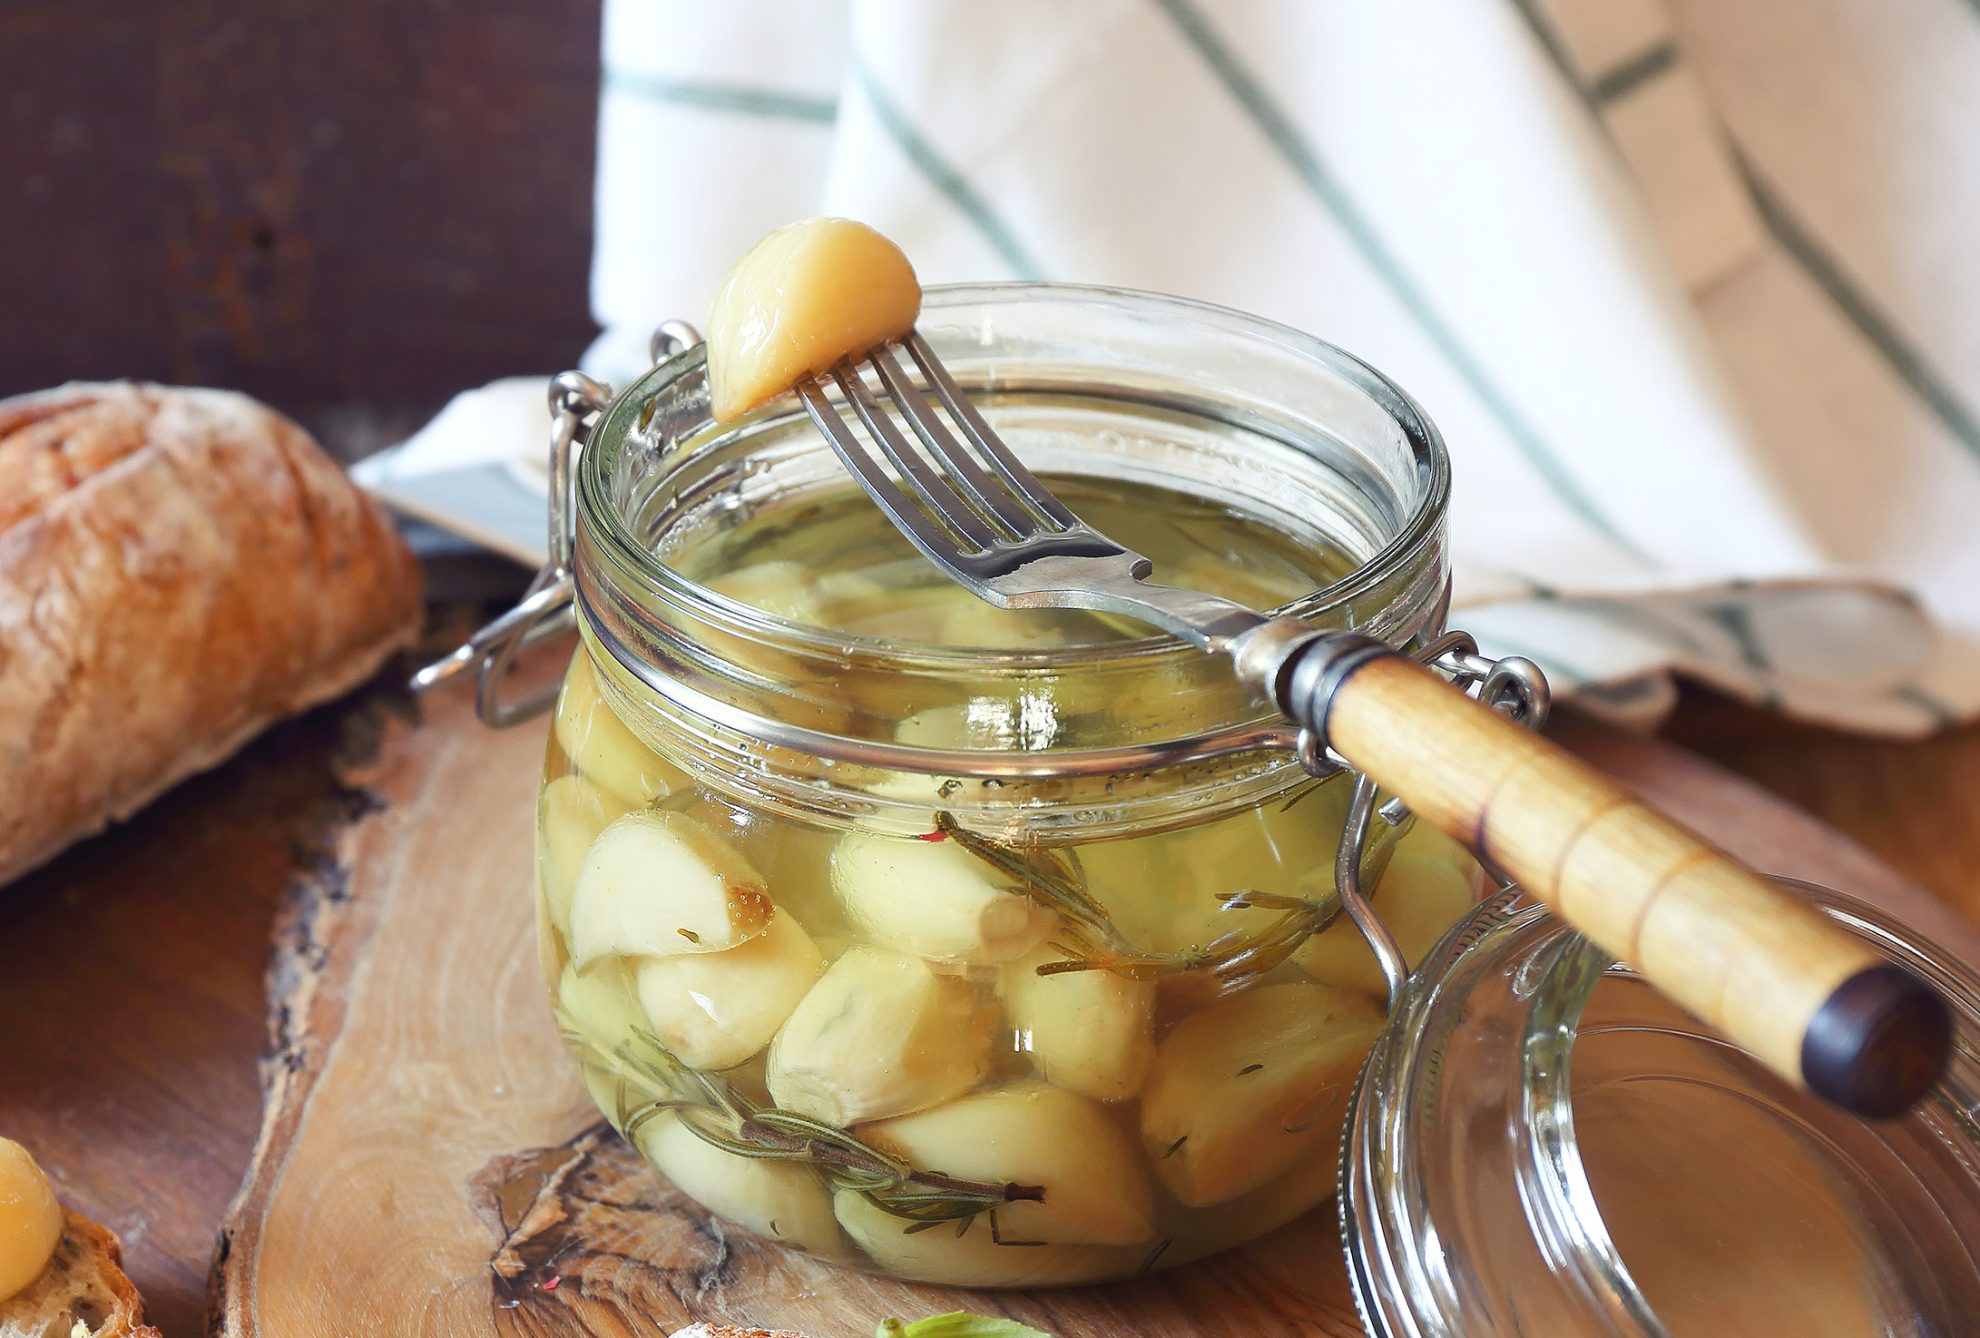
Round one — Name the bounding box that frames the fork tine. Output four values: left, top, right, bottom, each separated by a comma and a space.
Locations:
868, 346, 1039, 540
902, 331, 1082, 530
796, 380, 973, 563
833, 365, 1003, 551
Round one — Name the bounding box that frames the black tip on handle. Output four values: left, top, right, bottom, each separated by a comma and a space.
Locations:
1802, 964, 1953, 1119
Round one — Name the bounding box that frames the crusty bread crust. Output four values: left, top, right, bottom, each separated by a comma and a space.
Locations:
0, 1209, 160, 1338
0, 382, 422, 887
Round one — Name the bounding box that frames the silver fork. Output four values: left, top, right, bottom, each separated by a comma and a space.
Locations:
795, 330, 1948, 1121
798, 330, 1270, 656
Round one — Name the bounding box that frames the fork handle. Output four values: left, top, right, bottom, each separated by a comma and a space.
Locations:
1262, 632, 1950, 1118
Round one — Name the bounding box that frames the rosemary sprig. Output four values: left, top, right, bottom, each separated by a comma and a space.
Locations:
935, 812, 1349, 993
555, 1009, 1043, 1232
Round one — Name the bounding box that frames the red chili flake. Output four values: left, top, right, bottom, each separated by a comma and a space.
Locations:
914, 830, 949, 842
540, 1274, 563, 1292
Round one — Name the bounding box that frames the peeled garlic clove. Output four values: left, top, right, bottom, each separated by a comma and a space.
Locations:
535, 880, 568, 985
859, 1081, 1155, 1246
538, 774, 634, 939
1000, 946, 1154, 1103
831, 830, 1055, 964
1179, 1109, 1343, 1249
704, 559, 828, 624
1077, 775, 1373, 956
833, 1190, 1132, 1287
936, 595, 1080, 650
862, 703, 1055, 831
1141, 981, 1384, 1207
555, 958, 649, 1089
744, 823, 852, 948
632, 910, 825, 1070
1293, 849, 1479, 997
853, 706, 1034, 835
814, 570, 892, 627
0, 1138, 63, 1304
638, 1114, 846, 1260
705, 217, 921, 423
555, 653, 690, 807
568, 812, 775, 969
767, 945, 993, 1125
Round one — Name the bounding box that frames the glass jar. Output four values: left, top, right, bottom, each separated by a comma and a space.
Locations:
1344, 878, 1980, 1336
532, 285, 1468, 1286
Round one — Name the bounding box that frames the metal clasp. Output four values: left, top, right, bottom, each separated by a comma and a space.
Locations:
411, 323, 707, 727
1315, 630, 1552, 1013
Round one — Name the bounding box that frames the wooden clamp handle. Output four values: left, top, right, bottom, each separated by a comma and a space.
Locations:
1277, 640, 1951, 1118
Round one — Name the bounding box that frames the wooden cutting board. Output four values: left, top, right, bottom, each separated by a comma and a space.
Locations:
207, 668, 1980, 1338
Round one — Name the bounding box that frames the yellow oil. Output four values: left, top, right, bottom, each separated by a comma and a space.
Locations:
669, 473, 1356, 645
538, 474, 1474, 1286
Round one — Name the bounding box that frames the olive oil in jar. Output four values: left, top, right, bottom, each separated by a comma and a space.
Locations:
536, 473, 1481, 1286
672, 472, 1358, 647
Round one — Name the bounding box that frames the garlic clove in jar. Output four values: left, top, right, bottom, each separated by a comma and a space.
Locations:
853, 704, 1051, 836
703, 559, 830, 624
858, 1081, 1156, 1246
830, 830, 1056, 964
766, 945, 994, 1126
556, 959, 647, 1051
538, 774, 634, 939
935, 594, 1081, 651
1293, 844, 1481, 999
833, 1190, 1136, 1287
705, 217, 921, 424
554, 957, 651, 1118
814, 570, 892, 625
568, 812, 775, 969
632, 910, 826, 1070
555, 653, 691, 809
637, 1114, 847, 1260
999, 946, 1155, 1103
1140, 981, 1384, 1207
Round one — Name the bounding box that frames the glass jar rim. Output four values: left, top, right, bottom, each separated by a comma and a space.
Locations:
570, 281, 1452, 796
578, 281, 1452, 671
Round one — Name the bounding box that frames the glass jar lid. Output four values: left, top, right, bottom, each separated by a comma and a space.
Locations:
1343, 878, 1980, 1336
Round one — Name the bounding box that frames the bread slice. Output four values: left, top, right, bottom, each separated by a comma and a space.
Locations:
0, 382, 422, 887
0, 1210, 159, 1338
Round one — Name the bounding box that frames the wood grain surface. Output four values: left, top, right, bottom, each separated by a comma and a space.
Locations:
197, 661, 1974, 1337
2, 648, 1975, 1336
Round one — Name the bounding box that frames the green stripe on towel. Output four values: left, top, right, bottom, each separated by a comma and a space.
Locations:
1155, 0, 1655, 570
1892, 684, 1957, 730
604, 70, 838, 123
849, 58, 1045, 280
1591, 41, 1678, 104
1502, 3, 1980, 468
1732, 154, 1980, 466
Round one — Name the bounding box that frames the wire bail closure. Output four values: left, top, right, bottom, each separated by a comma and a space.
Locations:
410, 324, 706, 725
1317, 631, 1551, 1012
410, 321, 1553, 1014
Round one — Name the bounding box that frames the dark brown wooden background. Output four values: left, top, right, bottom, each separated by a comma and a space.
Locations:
0, 1, 604, 449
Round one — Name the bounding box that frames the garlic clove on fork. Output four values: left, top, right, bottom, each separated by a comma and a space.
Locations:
705, 217, 921, 423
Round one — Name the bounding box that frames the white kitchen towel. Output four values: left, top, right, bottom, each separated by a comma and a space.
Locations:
367, 0, 1980, 735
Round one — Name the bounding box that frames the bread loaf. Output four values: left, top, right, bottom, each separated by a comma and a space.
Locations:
0, 382, 421, 887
